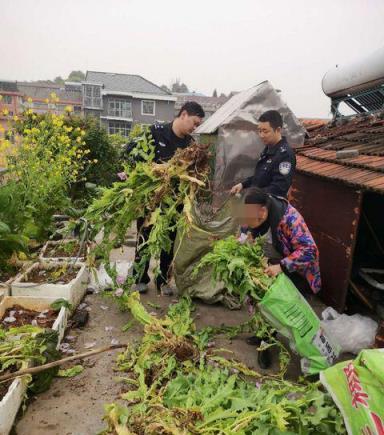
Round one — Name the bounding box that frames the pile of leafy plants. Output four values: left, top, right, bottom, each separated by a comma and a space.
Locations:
85, 139, 210, 284
0, 325, 60, 398
101, 294, 346, 434
194, 235, 275, 302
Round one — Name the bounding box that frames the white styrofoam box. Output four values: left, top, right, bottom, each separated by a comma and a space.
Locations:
0, 296, 68, 435
0, 284, 10, 301
11, 262, 89, 308
39, 239, 88, 263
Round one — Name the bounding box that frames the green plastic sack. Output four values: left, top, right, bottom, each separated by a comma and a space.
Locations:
174, 198, 241, 307
320, 349, 384, 435
258, 273, 340, 374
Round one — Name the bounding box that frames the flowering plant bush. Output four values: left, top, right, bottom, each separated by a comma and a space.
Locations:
0, 105, 92, 239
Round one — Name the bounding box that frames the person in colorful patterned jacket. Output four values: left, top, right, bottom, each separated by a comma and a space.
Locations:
242, 187, 321, 293
240, 187, 321, 368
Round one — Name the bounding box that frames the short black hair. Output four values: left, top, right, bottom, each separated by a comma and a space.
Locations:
244, 187, 270, 206
177, 101, 205, 118
258, 110, 283, 130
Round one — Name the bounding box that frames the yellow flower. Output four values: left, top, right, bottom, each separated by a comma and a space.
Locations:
32, 115, 37, 120
2, 109, 9, 116
45, 98, 49, 104
27, 97, 33, 104
65, 105, 73, 113
13, 115, 18, 122
80, 130, 86, 136
50, 92, 57, 100
93, 159, 98, 163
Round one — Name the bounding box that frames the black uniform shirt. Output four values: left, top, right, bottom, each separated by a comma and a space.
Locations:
151, 122, 193, 163
242, 137, 296, 197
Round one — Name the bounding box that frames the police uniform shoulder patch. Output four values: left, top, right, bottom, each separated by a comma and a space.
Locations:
279, 161, 291, 175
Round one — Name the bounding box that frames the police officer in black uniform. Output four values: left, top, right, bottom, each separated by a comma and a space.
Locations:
132, 101, 205, 296
230, 110, 296, 198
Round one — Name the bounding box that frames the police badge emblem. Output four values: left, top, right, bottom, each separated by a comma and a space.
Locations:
279, 161, 291, 175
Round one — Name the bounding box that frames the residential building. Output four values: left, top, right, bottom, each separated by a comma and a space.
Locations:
0, 81, 23, 132
17, 81, 82, 115
83, 71, 176, 136
0, 80, 82, 134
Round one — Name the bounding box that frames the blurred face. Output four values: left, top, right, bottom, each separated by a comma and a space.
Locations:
179, 111, 203, 135
241, 203, 269, 229
257, 121, 282, 146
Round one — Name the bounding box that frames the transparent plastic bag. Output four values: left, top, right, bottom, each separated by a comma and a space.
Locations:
321, 307, 378, 354
90, 261, 133, 291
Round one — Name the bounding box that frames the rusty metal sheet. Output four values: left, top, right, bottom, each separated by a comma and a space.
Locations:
290, 173, 362, 311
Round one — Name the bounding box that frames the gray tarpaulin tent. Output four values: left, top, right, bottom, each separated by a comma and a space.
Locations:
195, 80, 306, 201
174, 81, 306, 304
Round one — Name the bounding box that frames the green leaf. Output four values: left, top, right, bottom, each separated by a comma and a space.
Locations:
57, 364, 84, 378
50, 298, 73, 312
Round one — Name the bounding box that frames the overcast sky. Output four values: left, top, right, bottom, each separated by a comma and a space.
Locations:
1, 0, 383, 117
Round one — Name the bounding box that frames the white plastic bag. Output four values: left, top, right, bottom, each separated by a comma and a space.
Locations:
89, 261, 133, 291
321, 307, 378, 354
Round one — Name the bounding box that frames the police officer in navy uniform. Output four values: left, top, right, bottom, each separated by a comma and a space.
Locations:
230, 110, 296, 369
230, 110, 296, 198
132, 101, 205, 296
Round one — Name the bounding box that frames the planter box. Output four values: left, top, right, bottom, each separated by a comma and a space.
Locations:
39, 239, 88, 263
0, 284, 10, 301
0, 296, 68, 435
11, 262, 89, 308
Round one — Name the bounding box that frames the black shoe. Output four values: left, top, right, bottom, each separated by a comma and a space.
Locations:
246, 336, 262, 346
257, 348, 272, 370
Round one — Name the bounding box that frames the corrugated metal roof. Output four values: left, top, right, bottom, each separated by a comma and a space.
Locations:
195, 82, 268, 134
85, 71, 169, 96
296, 112, 384, 192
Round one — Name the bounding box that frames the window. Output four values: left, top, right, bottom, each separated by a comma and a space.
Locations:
108, 99, 132, 118
84, 85, 102, 108
2, 95, 12, 104
108, 120, 131, 137
141, 100, 155, 116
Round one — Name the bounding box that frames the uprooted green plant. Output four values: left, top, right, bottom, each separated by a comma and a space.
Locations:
101, 294, 345, 434
194, 235, 274, 302
85, 142, 210, 285
0, 325, 60, 396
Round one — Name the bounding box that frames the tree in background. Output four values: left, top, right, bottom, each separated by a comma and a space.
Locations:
67, 71, 86, 82
160, 84, 171, 93
212, 89, 218, 98
54, 76, 65, 85
171, 79, 189, 93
